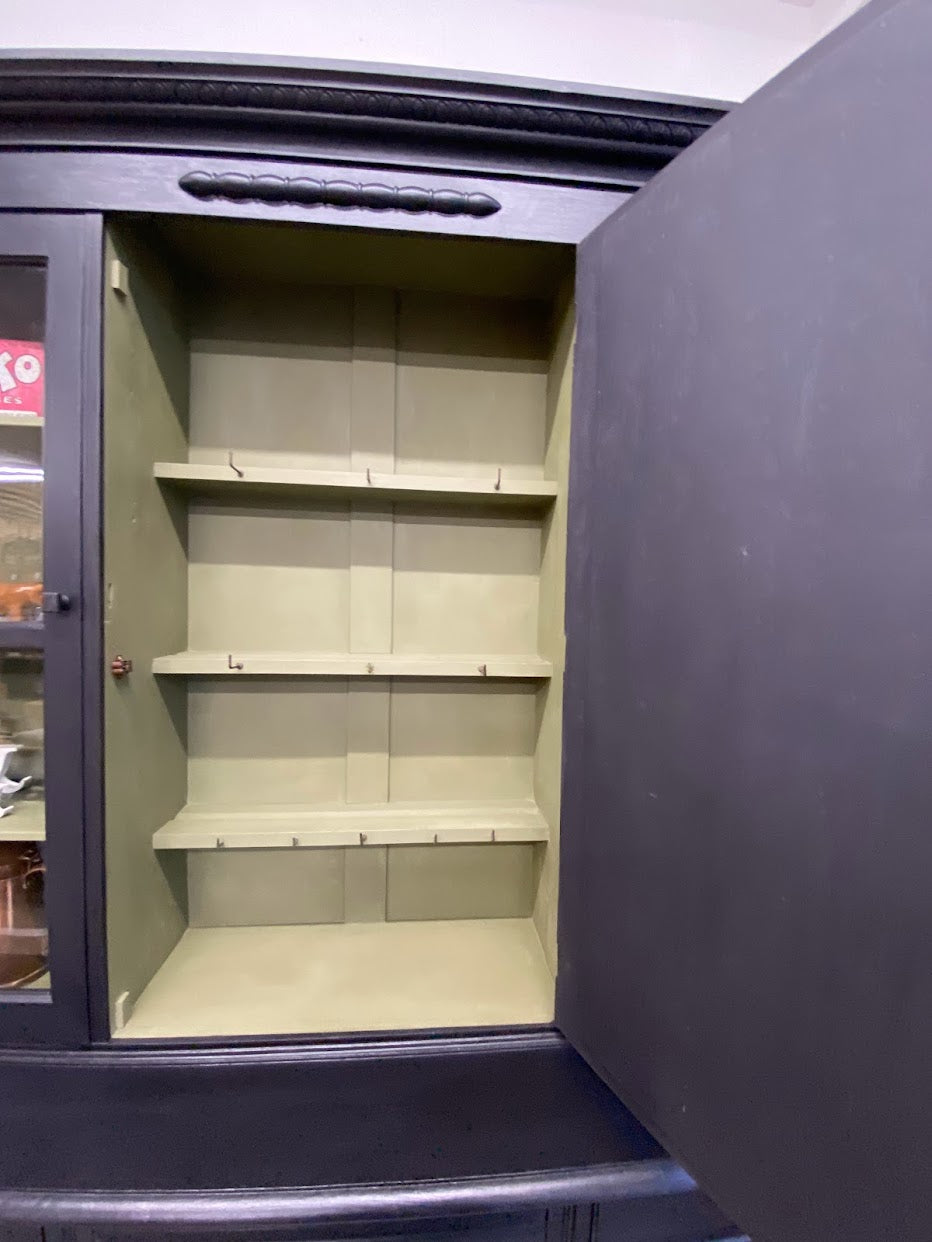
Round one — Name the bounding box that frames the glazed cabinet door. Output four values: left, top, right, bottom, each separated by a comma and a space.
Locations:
558, 2, 931, 1241
0, 214, 99, 1043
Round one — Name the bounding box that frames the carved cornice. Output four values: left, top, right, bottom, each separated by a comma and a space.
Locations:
0, 57, 728, 188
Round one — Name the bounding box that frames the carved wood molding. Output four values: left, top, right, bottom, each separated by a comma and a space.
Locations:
0, 58, 728, 188
178, 170, 501, 216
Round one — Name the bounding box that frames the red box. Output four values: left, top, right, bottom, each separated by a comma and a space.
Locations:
0, 340, 44, 419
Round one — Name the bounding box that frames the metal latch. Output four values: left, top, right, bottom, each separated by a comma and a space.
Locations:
41, 592, 71, 614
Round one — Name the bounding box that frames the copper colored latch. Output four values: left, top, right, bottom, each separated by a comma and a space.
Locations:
111, 655, 133, 679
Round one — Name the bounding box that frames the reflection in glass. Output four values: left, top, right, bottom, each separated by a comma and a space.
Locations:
0, 651, 46, 989
0, 262, 45, 625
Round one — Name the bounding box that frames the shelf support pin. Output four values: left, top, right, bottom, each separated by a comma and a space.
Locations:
360, 832, 368, 845
292, 836, 300, 848
228, 450, 244, 478
366, 662, 374, 674
216, 837, 225, 848
228, 653, 244, 671
433, 833, 439, 844
478, 663, 488, 676
366, 467, 373, 485
491, 829, 496, 843
494, 467, 502, 491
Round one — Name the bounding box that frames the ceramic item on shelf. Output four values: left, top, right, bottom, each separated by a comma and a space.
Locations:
0, 743, 31, 814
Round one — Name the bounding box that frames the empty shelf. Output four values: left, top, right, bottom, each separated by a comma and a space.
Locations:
0, 800, 45, 842
154, 799, 549, 850
114, 918, 555, 1039
154, 461, 557, 509
152, 651, 552, 678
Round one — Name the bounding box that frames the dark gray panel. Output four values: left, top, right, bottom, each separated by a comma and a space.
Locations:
560, 1, 932, 1240
0, 152, 625, 247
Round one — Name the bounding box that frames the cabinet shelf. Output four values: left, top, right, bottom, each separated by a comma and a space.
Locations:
153, 461, 557, 509
153, 799, 549, 850
152, 651, 552, 678
115, 919, 555, 1039
0, 414, 42, 429
0, 799, 45, 842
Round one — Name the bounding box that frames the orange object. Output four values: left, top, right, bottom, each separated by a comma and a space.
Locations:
0, 582, 42, 621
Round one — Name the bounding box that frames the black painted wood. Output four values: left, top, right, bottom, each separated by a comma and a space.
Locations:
0, 1036, 734, 1236
0, 1036, 660, 1192
177, 171, 501, 217
559, 2, 931, 1240
0, 55, 727, 191
38, 1215, 747, 1242
0, 151, 623, 246
0, 214, 99, 1046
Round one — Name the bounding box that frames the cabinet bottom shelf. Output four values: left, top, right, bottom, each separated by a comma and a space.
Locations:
115, 918, 555, 1040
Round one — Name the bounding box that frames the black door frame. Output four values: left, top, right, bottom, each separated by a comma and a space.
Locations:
0, 212, 101, 1046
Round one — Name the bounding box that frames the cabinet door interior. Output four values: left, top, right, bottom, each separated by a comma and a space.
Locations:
103, 217, 574, 1040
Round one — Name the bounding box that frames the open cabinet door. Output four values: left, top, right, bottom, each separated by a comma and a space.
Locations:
558, 2, 931, 1240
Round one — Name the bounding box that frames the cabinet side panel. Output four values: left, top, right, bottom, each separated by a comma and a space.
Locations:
103, 224, 189, 1023
533, 291, 574, 974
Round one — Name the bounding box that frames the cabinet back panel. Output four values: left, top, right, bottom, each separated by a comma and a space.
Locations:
188, 284, 354, 471
389, 683, 538, 803
392, 509, 542, 655
188, 843, 535, 927
188, 682, 349, 806
187, 500, 351, 651
187, 681, 540, 808
188, 848, 345, 927
387, 844, 535, 921
396, 293, 550, 479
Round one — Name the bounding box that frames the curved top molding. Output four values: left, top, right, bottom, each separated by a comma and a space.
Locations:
0, 55, 728, 189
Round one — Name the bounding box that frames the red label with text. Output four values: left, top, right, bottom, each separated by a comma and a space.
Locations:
0, 340, 44, 419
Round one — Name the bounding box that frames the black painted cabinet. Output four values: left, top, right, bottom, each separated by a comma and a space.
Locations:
0, 2, 930, 1240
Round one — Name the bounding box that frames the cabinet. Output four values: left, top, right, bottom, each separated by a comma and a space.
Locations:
101, 221, 572, 1040
0, 3, 929, 1241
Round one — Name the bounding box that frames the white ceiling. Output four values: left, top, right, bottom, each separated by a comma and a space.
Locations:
2, 0, 873, 102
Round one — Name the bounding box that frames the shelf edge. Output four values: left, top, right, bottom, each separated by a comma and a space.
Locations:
152, 652, 553, 679
154, 462, 558, 506
153, 801, 549, 850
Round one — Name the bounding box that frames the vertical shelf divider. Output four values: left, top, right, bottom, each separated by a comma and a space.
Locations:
345, 287, 398, 922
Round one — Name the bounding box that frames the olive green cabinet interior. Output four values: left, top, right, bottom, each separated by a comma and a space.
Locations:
102, 217, 575, 1040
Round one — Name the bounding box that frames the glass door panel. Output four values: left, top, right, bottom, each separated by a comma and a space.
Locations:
0, 649, 46, 990
0, 260, 49, 996
0, 216, 98, 1043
